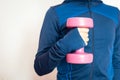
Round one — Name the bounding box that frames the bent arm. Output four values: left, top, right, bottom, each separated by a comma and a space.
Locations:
34, 7, 63, 76
34, 7, 85, 76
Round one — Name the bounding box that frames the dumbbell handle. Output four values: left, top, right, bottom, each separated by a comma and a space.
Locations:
75, 48, 85, 53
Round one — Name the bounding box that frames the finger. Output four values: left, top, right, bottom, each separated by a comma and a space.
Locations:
81, 36, 89, 42
79, 33, 88, 37
78, 28, 89, 33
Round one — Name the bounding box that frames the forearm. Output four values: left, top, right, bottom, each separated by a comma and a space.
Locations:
34, 7, 85, 76
34, 28, 85, 76
34, 44, 65, 76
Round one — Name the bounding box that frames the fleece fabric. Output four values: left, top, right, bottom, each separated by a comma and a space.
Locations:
34, 0, 120, 80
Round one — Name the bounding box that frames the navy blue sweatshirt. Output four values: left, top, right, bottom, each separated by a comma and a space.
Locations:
34, 0, 120, 80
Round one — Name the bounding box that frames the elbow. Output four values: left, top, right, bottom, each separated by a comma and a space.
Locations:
34, 56, 53, 76
34, 58, 44, 76
34, 61, 53, 76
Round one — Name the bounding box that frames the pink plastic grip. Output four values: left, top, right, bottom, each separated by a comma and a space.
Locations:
66, 51, 93, 64
67, 17, 93, 28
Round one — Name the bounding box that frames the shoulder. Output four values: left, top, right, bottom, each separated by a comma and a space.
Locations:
96, 3, 120, 25
101, 3, 119, 13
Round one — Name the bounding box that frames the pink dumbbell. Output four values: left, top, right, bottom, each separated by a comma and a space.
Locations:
66, 17, 94, 64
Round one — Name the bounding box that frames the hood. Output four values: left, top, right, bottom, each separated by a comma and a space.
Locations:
64, 0, 102, 2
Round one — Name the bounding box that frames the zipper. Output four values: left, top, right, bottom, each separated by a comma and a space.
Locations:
87, 0, 94, 80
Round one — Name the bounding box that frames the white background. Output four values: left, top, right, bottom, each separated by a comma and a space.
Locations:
0, 0, 119, 80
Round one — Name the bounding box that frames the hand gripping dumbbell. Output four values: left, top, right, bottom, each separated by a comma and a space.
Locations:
66, 17, 93, 64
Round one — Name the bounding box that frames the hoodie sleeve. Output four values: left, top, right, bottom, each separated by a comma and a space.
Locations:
113, 11, 120, 80
34, 7, 85, 76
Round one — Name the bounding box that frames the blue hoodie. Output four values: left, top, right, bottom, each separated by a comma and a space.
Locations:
34, 0, 120, 80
